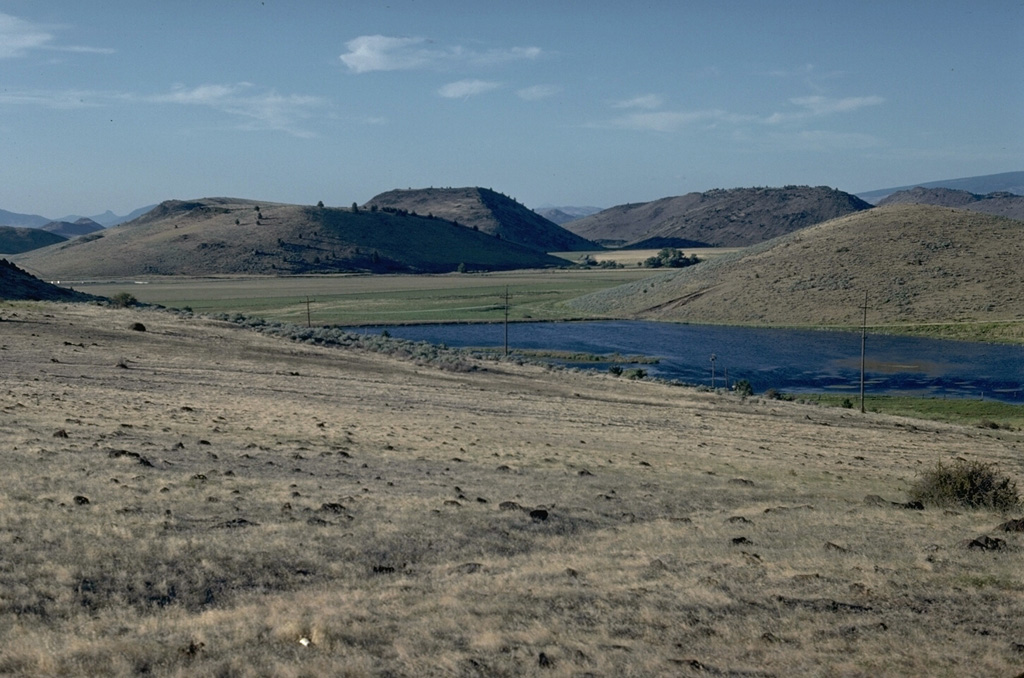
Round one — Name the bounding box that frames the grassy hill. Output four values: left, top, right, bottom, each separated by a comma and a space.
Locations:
14, 197, 566, 278
0, 258, 98, 301
877, 187, 1024, 221
563, 186, 872, 248
0, 226, 67, 254
365, 187, 597, 252
566, 204, 1024, 330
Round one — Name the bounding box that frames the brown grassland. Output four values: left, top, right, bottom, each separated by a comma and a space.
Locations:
1, 301, 1023, 677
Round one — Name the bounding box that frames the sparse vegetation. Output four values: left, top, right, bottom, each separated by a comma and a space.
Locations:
0, 302, 1022, 677
909, 460, 1020, 511
109, 291, 138, 308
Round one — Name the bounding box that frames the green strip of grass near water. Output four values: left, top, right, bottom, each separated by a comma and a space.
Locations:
807, 394, 1024, 430
78, 269, 655, 326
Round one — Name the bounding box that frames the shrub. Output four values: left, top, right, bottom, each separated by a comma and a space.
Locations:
625, 368, 646, 380
909, 460, 1020, 511
109, 292, 138, 308
608, 365, 623, 377
733, 379, 753, 397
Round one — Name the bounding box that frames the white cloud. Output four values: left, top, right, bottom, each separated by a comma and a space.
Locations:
339, 35, 438, 73
601, 109, 753, 133
340, 34, 543, 73
0, 12, 52, 57
517, 84, 561, 101
612, 94, 664, 110
148, 83, 325, 137
438, 79, 500, 99
766, 95, 884, 124
0, 12, 112, 58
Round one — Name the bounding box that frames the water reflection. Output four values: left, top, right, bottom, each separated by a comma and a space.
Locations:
346, 321, 1024, 403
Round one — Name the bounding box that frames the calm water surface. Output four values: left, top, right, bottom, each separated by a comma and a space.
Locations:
347, 321, 1024, 403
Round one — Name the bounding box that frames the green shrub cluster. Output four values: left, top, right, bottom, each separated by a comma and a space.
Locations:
909, 459, 1020, 511
641, 248, 699, 269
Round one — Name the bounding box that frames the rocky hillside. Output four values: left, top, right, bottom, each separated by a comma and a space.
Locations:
563, 186, 872, 248
364, 187, 597, 252
0, 258, 98, 301
566, 204, 1024, 328
14, 197, 566, 278
0, 226, 67, 255
877, 187, 1024, 221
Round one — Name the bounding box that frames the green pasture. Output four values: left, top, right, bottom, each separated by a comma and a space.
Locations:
75, 268, 656, 326
809, 394, 1024, 430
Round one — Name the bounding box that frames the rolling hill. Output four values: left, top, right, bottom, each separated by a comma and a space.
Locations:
364, 187, 597, 252
0, 258, 97, 301
857, 171, 1024, 204
0, 226, 67, 255
40, 217, 105, 239
14, 197, 566, 278
562, 186, 872, 248
566, 204, 1024, 328
877, 187, 1024, 221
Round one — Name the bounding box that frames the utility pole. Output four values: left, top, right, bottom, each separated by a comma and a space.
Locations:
710, 354, 717, 389
859, 291, 868, 413
305, 296, 314, 328
503, 286, 510, 357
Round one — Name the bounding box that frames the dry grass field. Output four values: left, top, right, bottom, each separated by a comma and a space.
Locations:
1, 301, 1023, 677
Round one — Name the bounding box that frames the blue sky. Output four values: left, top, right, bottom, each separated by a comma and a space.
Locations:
1, 0, 1021, 217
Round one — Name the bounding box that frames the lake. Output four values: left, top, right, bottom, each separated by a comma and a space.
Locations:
345, 321, 1024, 403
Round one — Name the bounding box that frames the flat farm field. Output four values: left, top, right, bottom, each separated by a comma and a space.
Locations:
1, 301, 1023, 677
69, 268, 656, 326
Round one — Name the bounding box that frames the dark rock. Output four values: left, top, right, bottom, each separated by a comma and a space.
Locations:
73, 495, 90, 505
538, 652, 553, 668
319, 502, 346, 513
499, 501, 523, 511
452, 562, 482, 574
529, 509, 549, 522
997, 518, 1024, 532
53, 429, 68, 438
729, 478, 755, 486
965, 535, 1006, 551
899, 500, 924, 510
731, 537, 752, 545
130, 322, 146, 332
726, 516, 752, 524
215, 518, 258, 529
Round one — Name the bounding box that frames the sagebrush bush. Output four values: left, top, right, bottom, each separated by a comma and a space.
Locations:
909, 459, 1020, 511
109, 292, 138, 308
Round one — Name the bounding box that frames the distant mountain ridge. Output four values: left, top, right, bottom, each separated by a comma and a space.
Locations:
857, 171, 1024, 204
14, 197, 565, 278
563, 186, 872, 248
41, 218, 105, 239
533, 206, 604, 225
877, 187, 1024, 221
364, 187, 597, 252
